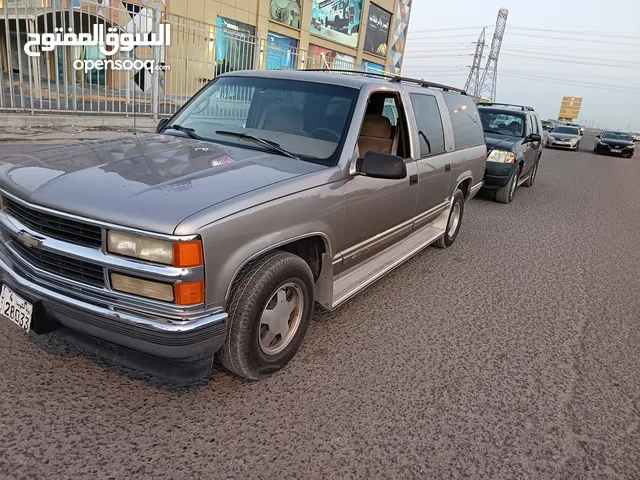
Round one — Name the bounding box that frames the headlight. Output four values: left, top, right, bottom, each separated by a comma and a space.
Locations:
107, 231, 203, 268
548, 136, 555, 141
569, 138, 578, 144
487, 150, 516, 163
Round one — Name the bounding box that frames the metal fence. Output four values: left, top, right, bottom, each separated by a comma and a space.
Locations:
0, 0, 391, 118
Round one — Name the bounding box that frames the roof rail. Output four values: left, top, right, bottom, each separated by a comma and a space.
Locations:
301, 69, 467, 95
478, 102, 535, 111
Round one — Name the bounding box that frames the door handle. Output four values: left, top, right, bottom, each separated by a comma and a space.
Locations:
445, 163, 451, 172
409, 174, 418, 186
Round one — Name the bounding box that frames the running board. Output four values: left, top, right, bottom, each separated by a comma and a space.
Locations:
331, 209, 449, 309
517, 173, 531, 187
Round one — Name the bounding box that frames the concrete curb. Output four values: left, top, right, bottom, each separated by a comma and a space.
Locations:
0, 114, 158, 129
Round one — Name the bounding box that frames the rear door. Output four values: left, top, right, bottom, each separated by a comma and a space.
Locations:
523, 114, 539, 174
408, 92, 451, 225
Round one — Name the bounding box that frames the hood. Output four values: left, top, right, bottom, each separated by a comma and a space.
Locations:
484, 132, 522, 151
599, 137, 634, 147
0, 134, 327, 234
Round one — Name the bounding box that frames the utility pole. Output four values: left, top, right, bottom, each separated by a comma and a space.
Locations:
478, 8, 509, 102
464, 28, 485, 97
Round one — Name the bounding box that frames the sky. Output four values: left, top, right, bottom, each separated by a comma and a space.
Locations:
401, 0, 640, 131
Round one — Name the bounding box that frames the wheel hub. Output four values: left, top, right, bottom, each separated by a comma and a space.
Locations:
259, 283, 303, 356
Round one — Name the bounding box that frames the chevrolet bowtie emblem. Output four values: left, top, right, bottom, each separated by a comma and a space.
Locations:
17, 230, 45, 248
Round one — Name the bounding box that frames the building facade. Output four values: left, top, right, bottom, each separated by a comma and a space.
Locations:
0, 0, 413, 114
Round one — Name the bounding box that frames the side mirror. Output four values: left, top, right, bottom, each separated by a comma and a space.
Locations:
529, 133, 542, 142
157, 118, 170, 133
356, 151, 407, 180
596, 134, 601, 139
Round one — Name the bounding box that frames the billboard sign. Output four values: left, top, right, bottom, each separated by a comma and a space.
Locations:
215, 17, 256, 75
558, 96, 582, 121
307, 44, 355, 70
363, 3, 391, 57
310, 0, 363, 49
266, 32, 299, 70
361, 59, 385, 74
269, 0, 303, 28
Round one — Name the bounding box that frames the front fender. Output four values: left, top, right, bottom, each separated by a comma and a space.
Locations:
183, 178, 344, 311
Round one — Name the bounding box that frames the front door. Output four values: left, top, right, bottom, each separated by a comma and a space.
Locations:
340, 92, 418, 270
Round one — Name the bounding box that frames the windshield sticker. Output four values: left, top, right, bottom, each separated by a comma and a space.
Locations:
211, 155, 236, 167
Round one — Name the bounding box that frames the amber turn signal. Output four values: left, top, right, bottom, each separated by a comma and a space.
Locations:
175, 281, 205, 306
173, 241, 204, 268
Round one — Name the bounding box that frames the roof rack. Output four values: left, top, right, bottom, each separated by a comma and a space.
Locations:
477, 102, 535, 111
301, 69, 467, 95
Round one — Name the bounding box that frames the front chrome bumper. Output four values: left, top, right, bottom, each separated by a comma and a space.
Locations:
0, 250, 228, 364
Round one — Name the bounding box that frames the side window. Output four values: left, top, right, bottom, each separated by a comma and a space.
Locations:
358, 92, 410, 159
442, 93, 485, 150
409, 93, 445, 157
382, 99, 398, 127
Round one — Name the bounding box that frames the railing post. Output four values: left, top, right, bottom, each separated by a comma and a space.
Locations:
68, 0, 77, 112
253, 31, 262, 70
151, 4, 160, 120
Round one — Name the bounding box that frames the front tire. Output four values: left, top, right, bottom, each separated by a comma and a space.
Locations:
219, 251, 314, 380
435, 189, 465, 248
495, 165, 520, 204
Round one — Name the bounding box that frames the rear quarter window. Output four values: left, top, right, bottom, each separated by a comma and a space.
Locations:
442, 93, 485, 150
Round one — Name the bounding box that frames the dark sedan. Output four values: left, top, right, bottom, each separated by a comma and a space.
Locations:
594, 131, 636, 158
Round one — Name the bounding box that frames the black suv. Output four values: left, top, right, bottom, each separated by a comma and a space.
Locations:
477, 103, 543, 204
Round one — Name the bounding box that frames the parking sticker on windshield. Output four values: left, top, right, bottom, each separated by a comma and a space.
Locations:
210, 155, 236, 167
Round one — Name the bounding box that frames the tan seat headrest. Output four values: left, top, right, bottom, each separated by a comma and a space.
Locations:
361, 115, 392, 139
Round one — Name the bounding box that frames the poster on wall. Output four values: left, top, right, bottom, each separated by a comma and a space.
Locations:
269, 0, 302, 28
266, 32, 299, 70
361, 59, 385, 74
215, 17, 256, 75
364, 3, 391, 57
307, 44, 355, 70
310, 0, 363, 49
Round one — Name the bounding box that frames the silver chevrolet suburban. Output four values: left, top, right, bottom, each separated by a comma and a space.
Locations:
0, 70, 486, 381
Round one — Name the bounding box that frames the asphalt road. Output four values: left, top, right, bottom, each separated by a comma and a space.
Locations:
1, 136, 640, 479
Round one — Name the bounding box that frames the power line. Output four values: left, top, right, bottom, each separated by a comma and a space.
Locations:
501, 49, 640, 66
507, 26, 640, 39
503, 71, 637, 90
504, 32, 640, 47
408, 25, 492, 33
499, 72, 640, 94
499, 44, 640, 54
501, 53, 640, 70
499, 69, 640, 82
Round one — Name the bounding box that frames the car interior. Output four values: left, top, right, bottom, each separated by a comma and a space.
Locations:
357, 92, 409, 160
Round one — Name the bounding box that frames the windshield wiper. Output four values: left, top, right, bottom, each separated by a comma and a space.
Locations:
484, 129, 505, 135
215, 130, 299, 159
162, 124, 204, 141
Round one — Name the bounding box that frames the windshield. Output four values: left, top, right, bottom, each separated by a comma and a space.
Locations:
479, 109, 525, 137
166, 76, 359, 166
552, 126, 580, 135
602, 132, 632, 141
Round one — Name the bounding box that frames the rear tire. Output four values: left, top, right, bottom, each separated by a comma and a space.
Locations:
219, 251, 314, 380
495, 165, 520, 204
435, 189, 465, 249
523, 161, 538, 188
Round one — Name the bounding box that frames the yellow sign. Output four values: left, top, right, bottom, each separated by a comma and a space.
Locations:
559, 96, 582, 121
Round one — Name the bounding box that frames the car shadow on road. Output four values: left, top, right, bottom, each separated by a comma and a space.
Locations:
29, 328, 213, 393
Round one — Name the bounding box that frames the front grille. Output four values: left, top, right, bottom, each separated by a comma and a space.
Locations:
5, 198, 102, 248
9, 238, 105, 287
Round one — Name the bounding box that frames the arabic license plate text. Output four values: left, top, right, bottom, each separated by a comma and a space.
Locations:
611, 149, 622, 153
0, 285, 33, 332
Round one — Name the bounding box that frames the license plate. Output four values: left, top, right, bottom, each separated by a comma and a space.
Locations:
0, 285, 33, 333
611, 149, 622, 153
